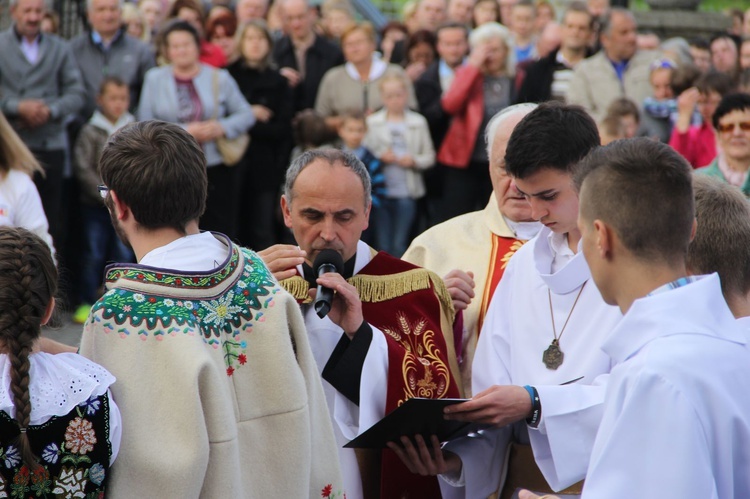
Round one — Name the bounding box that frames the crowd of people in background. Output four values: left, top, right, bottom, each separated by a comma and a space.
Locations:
1, 0, 750, 321
1, 0, 750, 496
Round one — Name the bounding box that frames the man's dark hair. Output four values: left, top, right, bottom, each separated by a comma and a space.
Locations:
99, 120, 208, 232
688, 175, 750, 299
505, 102, 599, 179
695, 71, 735, 97
712, 92, 750, 129
435, 21, 469, 38
688, 36, 710, 51
709, 32, 741, 52
575, 138, 694, 263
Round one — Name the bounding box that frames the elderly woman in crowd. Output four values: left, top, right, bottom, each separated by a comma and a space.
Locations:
315, 22, 416, 129
138, 20, 254, 240
438, 22, 515, 220
228, 20, 293, 250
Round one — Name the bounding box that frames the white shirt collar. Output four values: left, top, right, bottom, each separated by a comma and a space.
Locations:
345, 54, 389, 82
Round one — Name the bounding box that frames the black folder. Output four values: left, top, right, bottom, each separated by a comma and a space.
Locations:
344, 398, 485, 449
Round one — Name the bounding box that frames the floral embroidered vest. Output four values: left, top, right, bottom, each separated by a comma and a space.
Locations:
0, 393, 111, 498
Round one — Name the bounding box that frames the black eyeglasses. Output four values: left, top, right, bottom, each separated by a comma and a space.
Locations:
98, 185, 110, 199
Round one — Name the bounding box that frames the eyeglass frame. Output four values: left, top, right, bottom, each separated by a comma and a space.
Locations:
716, 121, 750, 134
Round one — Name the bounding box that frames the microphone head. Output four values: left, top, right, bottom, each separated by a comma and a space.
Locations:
313, 249, 345, 275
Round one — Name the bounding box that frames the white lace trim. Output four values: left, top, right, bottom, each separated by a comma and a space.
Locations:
0, 352, 115, 425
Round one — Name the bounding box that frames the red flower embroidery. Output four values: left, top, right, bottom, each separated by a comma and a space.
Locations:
136, 273, 144, 279
243, 290, 249, 296
148, 297, 157, 303
226, 366, 235, 376
13, 466, 30, 485
156, 273, 163, 279
176, 278, 182, 285
238, 354, 247, 365
31, 466, 49, 484
321, 484, 333, 497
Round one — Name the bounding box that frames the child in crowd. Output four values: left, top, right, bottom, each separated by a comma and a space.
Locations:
604, 97, 641, 138
337, 110, 386, 245
669, 70, 735, 168
290, 109, 338, 161
73, 77, 135, 324
510, 0, 537, 62
0, 226, 121, 494
641, 58, 677, 142
598, 114, 625, 145
364, 75, 434, 257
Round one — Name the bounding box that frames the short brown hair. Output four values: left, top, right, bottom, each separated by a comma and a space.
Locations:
99, 121, 208, 232
688, 175, 750, 298
576, 138, 694, 263
340, 21, 377, 45
606, 97, 639, 123
98, 75, 128, 96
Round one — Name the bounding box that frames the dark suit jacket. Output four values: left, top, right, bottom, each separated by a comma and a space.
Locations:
273, 35, 344, 113
415, 61, 451, 151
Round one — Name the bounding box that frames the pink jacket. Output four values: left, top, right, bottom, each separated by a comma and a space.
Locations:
668, 122, 716, 169
437, 65, 485, 169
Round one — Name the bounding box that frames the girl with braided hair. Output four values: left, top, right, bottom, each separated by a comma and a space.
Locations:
0, 227, 121, 496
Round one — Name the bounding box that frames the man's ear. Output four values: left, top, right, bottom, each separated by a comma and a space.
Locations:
110, 191, 129, 222
362, 200, 371, 231
593, 219, 614, 260
280, 195, 293, 229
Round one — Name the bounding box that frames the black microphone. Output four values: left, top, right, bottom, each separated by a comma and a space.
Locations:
313, 249, 345, 319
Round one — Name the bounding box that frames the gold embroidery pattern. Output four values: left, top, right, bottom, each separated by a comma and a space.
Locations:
500, 241, 525, 270
382, 313, 452, 405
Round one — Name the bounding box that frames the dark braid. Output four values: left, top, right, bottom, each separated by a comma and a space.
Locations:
0, 227, 57, 470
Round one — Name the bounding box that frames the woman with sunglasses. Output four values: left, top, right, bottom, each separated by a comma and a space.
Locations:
696, 93, 750, 197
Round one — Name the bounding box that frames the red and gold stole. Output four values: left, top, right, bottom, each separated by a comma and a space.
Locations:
477, 236, 525, 336
282, 250, 462, 498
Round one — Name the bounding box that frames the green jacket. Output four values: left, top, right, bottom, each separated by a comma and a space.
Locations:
696, 157, 750, 197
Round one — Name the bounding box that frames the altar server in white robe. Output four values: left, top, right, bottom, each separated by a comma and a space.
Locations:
388, 103, 623, 498
522, 138, 750, 499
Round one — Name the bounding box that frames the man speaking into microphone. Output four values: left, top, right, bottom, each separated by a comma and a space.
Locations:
259, 149, 462, 499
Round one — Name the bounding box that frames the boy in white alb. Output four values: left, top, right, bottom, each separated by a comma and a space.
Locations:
522, 138, 750, 498
389, 103, 621, 498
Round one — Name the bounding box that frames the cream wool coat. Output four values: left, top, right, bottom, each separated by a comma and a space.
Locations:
80, 241, 343, 498
567, 49, 659, 123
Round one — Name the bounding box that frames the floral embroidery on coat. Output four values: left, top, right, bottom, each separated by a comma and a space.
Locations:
0, 393, 111, 498
87, 247, 280, 376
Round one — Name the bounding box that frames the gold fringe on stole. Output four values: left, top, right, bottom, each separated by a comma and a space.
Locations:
280, 276, 313, 303
348, 269, 431, 303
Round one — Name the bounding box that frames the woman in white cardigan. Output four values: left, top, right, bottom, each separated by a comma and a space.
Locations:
138, 20, 254, 240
